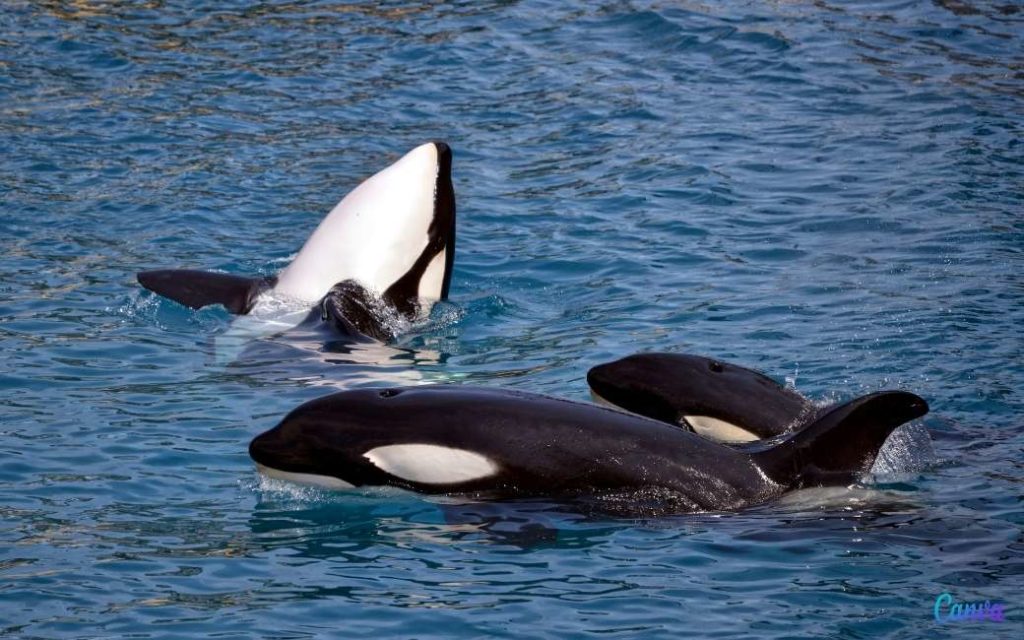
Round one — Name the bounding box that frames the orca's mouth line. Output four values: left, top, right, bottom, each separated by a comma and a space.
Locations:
254, 463, 356, 491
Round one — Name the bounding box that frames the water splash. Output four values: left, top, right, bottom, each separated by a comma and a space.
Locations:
869, 421, 936, 477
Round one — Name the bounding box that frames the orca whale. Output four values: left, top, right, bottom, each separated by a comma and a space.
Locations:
248, 385, 928, 512
137, 141, 456, 342
586, 353, 816, 443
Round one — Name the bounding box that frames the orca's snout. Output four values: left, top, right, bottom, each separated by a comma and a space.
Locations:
432, 141, 451, 161
248, 419, 311, 472
585, 363, 611, 394
248, 427, 282, 468
894, 391, 929, 422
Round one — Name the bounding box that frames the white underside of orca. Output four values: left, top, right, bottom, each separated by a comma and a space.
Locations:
255, 463, 355, 490
419, 251, 448, 301
364, 444, 498, 485
273, 142, 446, 307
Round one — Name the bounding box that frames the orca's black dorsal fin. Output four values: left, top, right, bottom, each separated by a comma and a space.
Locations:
753, 391, 929, 489
137, 269, 276, 315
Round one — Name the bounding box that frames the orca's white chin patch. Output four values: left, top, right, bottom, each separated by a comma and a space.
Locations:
255, 463, 355, 490
684, 415, 759, 443
364, 444, 497, 485
589, 390, 616, 408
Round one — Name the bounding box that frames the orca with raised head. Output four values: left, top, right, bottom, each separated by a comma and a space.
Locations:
137, 141, 456, 342
587, 353, 819, 443
248, 385, 928, 513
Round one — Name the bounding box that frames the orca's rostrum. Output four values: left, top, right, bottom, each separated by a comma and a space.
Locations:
249, 384, 928, 512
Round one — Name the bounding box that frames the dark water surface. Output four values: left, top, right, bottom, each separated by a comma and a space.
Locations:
2, 1, 1022, 638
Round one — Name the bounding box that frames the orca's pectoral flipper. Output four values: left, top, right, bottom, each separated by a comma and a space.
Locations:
137, 269, 276, 315
754, 391, 929, 489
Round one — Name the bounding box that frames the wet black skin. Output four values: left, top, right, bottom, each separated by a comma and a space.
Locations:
312, 280, 398, 342
587, 353, 818, 438
249, 385, 928, 512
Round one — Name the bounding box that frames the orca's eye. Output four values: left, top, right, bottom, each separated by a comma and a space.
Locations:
709, 361, 724, 373
378, 389, 401, 399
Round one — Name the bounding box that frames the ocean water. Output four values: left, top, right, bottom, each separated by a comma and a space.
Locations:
2, 0, 1022, 637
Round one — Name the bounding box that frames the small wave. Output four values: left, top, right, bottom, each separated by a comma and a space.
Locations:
869, 421, 936, 477
248, 474, 335, 502
109, 290, 158, 323
248, 290, 313, 318
244, 472, 416, 504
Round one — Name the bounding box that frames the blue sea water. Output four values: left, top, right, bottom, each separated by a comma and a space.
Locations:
2, 0, 1022, 637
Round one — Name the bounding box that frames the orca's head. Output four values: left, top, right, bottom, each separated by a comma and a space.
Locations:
249, 386, 501, 491
248, 388, 399, 490
586, 353, 708, 426
587, 353, 817, 443
273, 142, 456, 314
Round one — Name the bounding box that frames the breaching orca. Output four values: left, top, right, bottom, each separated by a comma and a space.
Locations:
587, 353, 820, 443
248, 385, 928, 513
137, 142, 456, 342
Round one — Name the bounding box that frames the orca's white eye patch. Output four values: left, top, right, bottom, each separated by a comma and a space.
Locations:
417, 249, 448, 303
684, 415, 759, 443
364, 444, 497, 484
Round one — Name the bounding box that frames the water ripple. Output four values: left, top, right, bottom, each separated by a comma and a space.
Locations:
2, 1, 1022, 638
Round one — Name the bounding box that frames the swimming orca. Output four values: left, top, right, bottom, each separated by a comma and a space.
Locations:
587, 353, 818, 443
248, 385, 928, 512
137, 142, 456, 342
